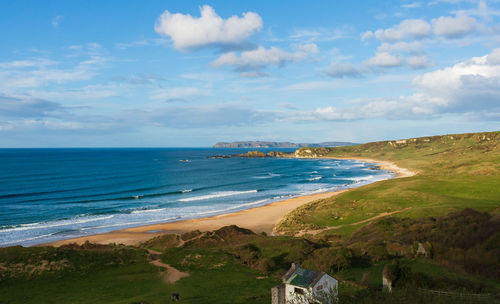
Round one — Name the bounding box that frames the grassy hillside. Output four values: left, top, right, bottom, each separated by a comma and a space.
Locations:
1, 131, 499, 304
0, 235, 281, 304
277, 131, 500, 234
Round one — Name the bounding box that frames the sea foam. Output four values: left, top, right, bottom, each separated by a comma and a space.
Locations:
178, 190, 258, 202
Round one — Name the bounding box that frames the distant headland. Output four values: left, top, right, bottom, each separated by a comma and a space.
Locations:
213, 141, 358, 148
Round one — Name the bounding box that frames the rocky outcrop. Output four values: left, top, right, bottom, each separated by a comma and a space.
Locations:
236, 151, 267, 158
206, 151, 293, 159
294, 147, 332, 158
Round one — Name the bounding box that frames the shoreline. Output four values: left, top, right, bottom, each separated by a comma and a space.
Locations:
40, 158, 415, 247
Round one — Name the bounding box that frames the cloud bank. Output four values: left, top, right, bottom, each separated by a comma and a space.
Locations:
312, 49, 500, 121
212, 44, 318, 70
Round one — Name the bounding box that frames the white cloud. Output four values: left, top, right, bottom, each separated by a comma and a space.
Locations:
305, 49, 500, 121
281, 80, 343, 91
115, 40, 149, 50
0, 54, 109, 97
0, 68, 93, 90
289, 26, 353, 42
361, 31, 374, 40
401, 2, 421, 9
212, 44, 318, 70
51, 15, 62, 28
487, 48, 500, 65
432, 13, 477, 38
377, 41, 423, 53
150, 87, 206, 102
325, 62, 363, 78
451, 1, 500, 21
413, 49, 500, 96
154, 5, 263, 50
362, 19, 431, 41
239, 71, 271, 78
30, 83, 122, 101
365, 52, 403, 67
406, 55, 434, 69
86, 43, 102, 51
0, 58, 55, 69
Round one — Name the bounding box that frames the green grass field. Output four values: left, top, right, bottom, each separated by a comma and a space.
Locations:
277, 131, 500, 234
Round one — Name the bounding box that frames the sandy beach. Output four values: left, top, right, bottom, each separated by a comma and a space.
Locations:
42, 158, 414, 247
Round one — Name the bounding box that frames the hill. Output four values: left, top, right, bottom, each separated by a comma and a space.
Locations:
278, 131, 500, 233
213, 141, 357, 148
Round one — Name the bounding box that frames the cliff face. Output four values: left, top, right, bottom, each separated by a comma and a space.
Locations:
213, 141, 357, 148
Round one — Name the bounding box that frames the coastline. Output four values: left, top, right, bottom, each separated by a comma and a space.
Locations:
40, 158, 414, 247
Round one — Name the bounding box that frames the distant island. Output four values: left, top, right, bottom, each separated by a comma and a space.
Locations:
213, 141, 358, 148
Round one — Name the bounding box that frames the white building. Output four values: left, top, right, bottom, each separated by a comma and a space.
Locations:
271, 263, 338, 304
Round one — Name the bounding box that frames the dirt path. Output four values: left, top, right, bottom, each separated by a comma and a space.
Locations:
147, 249, 189, 284
294, 207, 412, 237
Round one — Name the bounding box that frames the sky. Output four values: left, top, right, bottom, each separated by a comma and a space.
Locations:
0, 0, 499, 147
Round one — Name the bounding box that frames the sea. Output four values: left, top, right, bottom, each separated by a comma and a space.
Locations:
0, 148, 394, 247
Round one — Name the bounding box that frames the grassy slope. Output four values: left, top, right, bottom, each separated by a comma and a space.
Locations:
276, 131, 500, 234
0, 245, 166, 304
1, 131, 499, 304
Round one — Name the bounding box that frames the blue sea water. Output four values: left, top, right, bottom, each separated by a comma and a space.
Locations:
0, 148, 394, 246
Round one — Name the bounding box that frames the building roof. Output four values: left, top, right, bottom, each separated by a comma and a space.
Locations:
282, 263, 325, 288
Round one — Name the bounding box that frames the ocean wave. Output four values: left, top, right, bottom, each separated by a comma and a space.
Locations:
339, 175, 375, 183
14, 184, 182, 204
178, 190, 258, 202
47, 189, 199, 205
273, 194, 293, 200
252, 173, 281, 179
131, 208, 167, 214
78, 216, 181, 231
0, 214, 115, 232
0, 232, 57, 246
307, 176, 323, 181
194, 199, 270, 216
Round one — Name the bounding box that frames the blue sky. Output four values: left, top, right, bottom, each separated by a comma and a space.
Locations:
0, 0, 499, 147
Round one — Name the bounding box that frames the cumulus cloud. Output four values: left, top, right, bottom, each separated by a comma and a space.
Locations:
487, 48, 500, 65
363, 13, 478, 42
306, 49, 500, 121
212, 44, 318, 70
432, 13, 477, 38
408, 50, 500, 118
406, 55, 434, 69
365, 52, 404, 68
377, 41, 423, 53
362, 19, 431, 41
325, 62, 363, 78
154, 5, 263, 50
